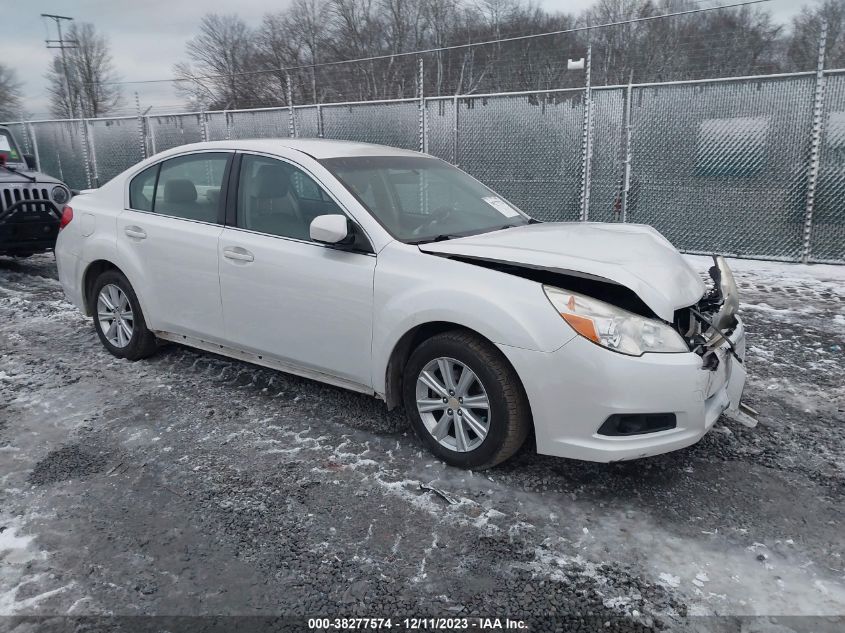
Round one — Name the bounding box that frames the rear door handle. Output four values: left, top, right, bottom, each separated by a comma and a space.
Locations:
124, 226, 147, 240
223, 246, 255, 263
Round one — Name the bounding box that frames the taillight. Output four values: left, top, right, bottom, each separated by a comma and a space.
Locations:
59, 206, 73, 230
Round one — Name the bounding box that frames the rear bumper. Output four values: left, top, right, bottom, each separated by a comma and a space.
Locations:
498, 319, 746, 462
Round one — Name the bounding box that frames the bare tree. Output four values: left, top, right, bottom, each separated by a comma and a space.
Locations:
45, 22, 122, 118
0, 63, 23, 120
788, 0, 845, 71
257, 0, 330, 104
174, 14, 266, 110
175, 0, 794, 109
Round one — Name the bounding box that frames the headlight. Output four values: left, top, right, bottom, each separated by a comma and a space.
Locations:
51, 186, 70, 205
543, 285, 689, 356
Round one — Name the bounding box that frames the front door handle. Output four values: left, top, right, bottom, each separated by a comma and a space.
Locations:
125, 226, 146, 240
223, 246, 255, 263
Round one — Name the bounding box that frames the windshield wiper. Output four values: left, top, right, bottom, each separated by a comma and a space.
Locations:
415, 234, 459, 244
0, 162, 37, 183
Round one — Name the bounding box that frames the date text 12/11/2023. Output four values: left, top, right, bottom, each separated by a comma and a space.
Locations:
307, 618, 528, 630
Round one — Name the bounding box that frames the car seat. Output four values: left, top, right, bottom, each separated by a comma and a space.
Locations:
245, 164, 308, 240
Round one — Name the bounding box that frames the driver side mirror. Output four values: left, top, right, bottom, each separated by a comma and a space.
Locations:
23, 154, 38, 171
310, 214, 354, 245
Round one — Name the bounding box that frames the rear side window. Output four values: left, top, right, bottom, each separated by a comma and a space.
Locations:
128, 152, 229, 223
129, 164, 158, 211
155, 153, 229, 223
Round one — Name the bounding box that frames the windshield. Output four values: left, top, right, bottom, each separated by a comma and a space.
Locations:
0, 129, 24, 165
320, 156, 530, 243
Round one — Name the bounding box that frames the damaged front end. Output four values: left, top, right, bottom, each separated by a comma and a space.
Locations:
673, 256, 743, 370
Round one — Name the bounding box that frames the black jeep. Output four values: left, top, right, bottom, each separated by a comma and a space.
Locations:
0, 126, 72, 257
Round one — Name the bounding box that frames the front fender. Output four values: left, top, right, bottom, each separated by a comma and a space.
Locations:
371, 243, 576, 395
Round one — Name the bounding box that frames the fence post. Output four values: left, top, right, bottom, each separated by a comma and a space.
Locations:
135, 92, 148, 160
224, 110, 232, 140
620, 75, 634, 223
77, 98, 93, 189
147, 116, 158, 155
452, 94, 459, 166
802, 19, 828, 263
12, 121, 31, 154
27, 122, 41, 175
317, 104, 324, 138
87, 119, 99, 187
579, 41, 594, 222
418, 57, 427, 153
286, 74, 298, 138
200, 110, 209, 143
79, 118, 92, 189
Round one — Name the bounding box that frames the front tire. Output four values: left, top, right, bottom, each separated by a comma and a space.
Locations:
91, 270, 157, 360
402, 330, 530, 469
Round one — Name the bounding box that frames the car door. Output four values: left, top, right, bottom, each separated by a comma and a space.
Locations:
120, 151, 231, 342
218, 153, 376, 389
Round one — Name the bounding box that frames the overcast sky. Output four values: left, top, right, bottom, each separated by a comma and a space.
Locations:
0, 0, 812, 120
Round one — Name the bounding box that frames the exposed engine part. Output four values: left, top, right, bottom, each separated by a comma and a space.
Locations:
690, 306, 743, 364
701, 349, 719, 371
674, 255, 741, 365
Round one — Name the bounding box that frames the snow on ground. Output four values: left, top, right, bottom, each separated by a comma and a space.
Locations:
0, 253, 843, 631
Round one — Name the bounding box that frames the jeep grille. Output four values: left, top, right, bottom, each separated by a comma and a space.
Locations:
0, 186, 55, 216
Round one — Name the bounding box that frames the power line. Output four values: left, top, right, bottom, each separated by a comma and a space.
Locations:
89, 0, 774, 87
42, 13, 78, 118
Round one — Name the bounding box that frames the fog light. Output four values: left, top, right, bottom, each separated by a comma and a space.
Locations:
597, 413, 676, 437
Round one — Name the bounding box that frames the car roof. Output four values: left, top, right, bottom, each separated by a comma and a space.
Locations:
158, 138, 425, 160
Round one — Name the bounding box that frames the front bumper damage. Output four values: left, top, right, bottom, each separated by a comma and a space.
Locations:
675, 256, 743, 368
497, 255, 749, 463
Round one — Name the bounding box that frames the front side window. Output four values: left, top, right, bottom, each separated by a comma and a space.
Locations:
130, 152, 229, 222
237, 155, 344, 241
320, 156, 530, 243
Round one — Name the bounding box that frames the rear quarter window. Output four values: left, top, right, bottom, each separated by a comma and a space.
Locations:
129, 164, 159, 211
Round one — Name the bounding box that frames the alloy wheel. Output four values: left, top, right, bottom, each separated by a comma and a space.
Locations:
415, 357, 491, 453
97, 284, 134, 348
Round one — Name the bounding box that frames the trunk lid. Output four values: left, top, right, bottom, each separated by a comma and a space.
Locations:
418, 222, 705, 321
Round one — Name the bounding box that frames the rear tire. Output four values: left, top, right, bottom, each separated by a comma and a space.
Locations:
91, 270, 157, 361
402, 329, 530, 469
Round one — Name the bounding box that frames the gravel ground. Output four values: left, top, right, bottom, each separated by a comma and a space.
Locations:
0, 253, 843, 632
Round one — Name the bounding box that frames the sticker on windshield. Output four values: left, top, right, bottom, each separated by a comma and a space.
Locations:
482, 196, 519, 218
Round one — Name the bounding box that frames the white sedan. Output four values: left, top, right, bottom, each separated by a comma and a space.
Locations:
55, 139, 747, 469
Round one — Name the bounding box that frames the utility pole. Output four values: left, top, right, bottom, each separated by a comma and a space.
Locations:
42, 14, 79, 118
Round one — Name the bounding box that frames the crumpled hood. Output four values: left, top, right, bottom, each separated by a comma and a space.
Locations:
418, 222, 706, 321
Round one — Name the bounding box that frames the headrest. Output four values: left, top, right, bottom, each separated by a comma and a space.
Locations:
163, 178, 197, 203
255, 164, 290, 198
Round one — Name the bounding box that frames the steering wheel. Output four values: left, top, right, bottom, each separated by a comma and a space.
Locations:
411, 205, 455, 237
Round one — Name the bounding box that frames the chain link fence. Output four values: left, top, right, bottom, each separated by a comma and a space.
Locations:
3, 71, 843, 263
814, 70, 845, 264
626, 75, 817, 262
